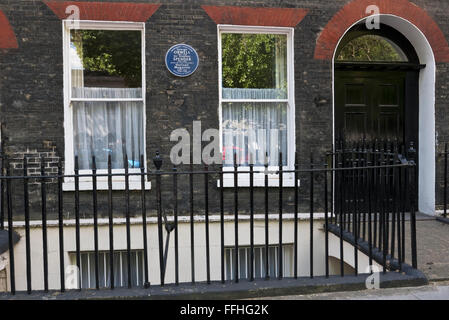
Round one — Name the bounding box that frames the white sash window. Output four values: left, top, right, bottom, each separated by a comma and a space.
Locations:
63, 21, 149, 190
218, 26, 296, 187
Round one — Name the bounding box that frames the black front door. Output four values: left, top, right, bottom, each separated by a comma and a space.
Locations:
334, 69, 419, 209
335, 70, 406, 143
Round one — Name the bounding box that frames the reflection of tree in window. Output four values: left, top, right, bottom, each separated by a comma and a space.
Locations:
337, 35, 408, 62
71, 30, 142, 88
221, 32, 289, 167
222, 34, 287, 90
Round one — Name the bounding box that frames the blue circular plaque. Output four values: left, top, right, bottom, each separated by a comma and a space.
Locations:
165, 44, 199, 77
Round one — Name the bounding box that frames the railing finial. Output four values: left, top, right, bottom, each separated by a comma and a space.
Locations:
153, 150, 162, 170
408, 141, 417, 164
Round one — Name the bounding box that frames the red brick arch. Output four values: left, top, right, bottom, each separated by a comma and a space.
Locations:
44, 1, 160, 22
202, 5, 308, 28
314, 0, 449, 62
0, 10, 18, 49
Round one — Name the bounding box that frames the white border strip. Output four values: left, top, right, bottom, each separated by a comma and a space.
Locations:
10, 213, 328, 228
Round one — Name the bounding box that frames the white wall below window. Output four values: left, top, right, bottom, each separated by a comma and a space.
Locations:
5, 216, 376, 291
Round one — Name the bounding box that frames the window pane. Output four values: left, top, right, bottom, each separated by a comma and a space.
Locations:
70, 29, 142, 98
222, 102, 288, 166
130, 251, 138, 287
269, 247, 277, 278
100, 252, 107, 287
337, 35, 408, 62
239, 248, 247, 279
80, 252, 89, 289
89, 252, 97, 288
224, 246, 292, 281
254, 248, 261, 279
73, 101, 144, 170
283, 246, 292, 277
225, 249, 232, 281
222, 33, 287, 99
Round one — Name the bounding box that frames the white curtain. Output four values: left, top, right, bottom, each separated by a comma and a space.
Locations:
222, 88, 287, 100
73, 88, 143, 170
72, 87, 142, 99
222, 102, 287, 166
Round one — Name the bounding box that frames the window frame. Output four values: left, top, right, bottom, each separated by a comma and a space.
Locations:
62, 20, 150, 191
70, 250, 145, 289
224, 244, 294, 280
217, 25, 297, 187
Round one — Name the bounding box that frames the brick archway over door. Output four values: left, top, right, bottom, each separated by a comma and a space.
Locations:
314, 0, 449, 62
0, 10, 18, 49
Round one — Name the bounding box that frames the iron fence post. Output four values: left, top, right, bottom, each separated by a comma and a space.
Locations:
57, 158, 65, 292
408, 142, 418, 269
24, 158, 31, 293
6, 163, 15, 295
445, 142, 448, 218
154, 151, 164, 286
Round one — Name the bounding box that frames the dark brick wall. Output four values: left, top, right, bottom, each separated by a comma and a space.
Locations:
0, 0, 448, 220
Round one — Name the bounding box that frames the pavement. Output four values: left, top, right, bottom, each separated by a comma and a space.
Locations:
256, 214, 449, 300
256, 281, 449, 300
405, 214, 449, 281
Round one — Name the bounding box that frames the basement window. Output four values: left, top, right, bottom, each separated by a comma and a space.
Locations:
70, 250, 145, 289
224, 245, 293, 280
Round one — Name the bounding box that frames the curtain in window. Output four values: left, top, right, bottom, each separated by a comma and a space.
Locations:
72, 87, 143, 170
275, 35, 287, 92
222, 102, 287, 166
221, 33, 288, 166
70, 29, 143, 171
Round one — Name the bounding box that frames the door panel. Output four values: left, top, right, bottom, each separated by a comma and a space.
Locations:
344, 112, 367, 142
335, 71, 405, 143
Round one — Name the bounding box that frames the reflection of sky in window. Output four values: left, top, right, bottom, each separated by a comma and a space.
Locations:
70, 42, 84, 70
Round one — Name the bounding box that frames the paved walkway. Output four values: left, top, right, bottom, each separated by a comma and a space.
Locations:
256, 214, 449, 300
406, 214, 449, 281
258, 281, 449, 300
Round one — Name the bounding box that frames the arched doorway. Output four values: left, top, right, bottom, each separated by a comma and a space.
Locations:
333, 15, 437, 214
334, 23, 422, 148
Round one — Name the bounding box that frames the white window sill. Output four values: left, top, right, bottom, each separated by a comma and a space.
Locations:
217, 178, 300, 188
218, 167, 299, 188
63, 180, 152, 191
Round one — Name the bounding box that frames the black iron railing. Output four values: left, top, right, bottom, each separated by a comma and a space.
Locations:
0, 146, 418, 295
441, 143, 449, 219
330, 140, 418, 273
